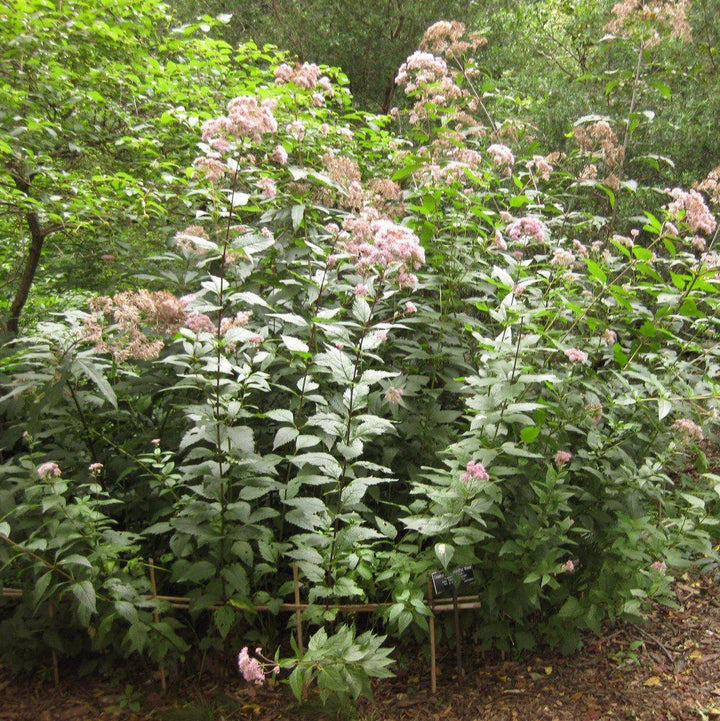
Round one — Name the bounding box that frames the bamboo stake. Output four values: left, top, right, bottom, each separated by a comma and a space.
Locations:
1, 587, 482, 613
452, 583, 463, 675
48, 601, 59, 687
149, 559, 167, 692
292, 563, 304, 654
427, 575, 437, 694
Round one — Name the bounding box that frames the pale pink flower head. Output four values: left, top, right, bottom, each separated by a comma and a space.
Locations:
238, 647, 265, 686
666, 187, 717, 235
404, 300, 418, 314
506, 216, 546, 243
37, 462, 61, 479
271, 144, 288, 166
603, 329, 617, 345
492, 230, 507, 251
88, 462, 104, 476
384, 386, 403, 404
564, 348, 588, 364
286, 120, 306, 141
555, 450, 572, 466
256, 177, 277, 199
462, 460, 489, 482
101, 254, 115, 262
551, 248, 575, 267
183, 313, 217, 334
249, 333, 264, 345
650, 560, 667, 572
487, 143, 515, 175
562, 559, 575, 572
526, 155, 553, 181
671, 417, 704, 442
692, 235, 707, 251
151, 438, 161, 447
353, 283, 369, 297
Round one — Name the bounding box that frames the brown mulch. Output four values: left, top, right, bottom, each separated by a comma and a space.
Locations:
3, 578, 720, 721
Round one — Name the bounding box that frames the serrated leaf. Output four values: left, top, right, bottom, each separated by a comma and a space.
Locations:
352, 297, 371, 323
658, 399, 672, 420
281, 335, 309, 353
214, 605, 236, 639
60, 554, 92, 568
274, 426, 299, 449
265, 409, 295, 424
71, 580, 97, 618
74, 359, 117, 409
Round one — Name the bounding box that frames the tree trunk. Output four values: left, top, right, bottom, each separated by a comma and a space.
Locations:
5, 172, 60, 335
7, 214, 45, 335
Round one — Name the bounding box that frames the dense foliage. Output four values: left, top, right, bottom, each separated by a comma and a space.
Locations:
1, 0, 719, 715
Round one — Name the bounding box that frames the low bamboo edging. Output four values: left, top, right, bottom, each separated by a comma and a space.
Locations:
1, 564, 477, 694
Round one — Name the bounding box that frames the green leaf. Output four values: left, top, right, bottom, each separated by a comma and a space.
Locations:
71, 580, 97, 621
214, 605, 236, 639
288, 665, 306, 701
273, 426, 299, 449
352, 297, 372, 324
658, 399, 672, 420
291, 204, 305, 230
74, 358, 117, 409
265, 409, 295, 423
60, 554, 92, 569
281, 335, 309, 354
585, 259, 607, 284
520, 426, 541, 443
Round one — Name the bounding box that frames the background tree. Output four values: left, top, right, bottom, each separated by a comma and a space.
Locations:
175, 0, 478, 110
0, 0, 257, 333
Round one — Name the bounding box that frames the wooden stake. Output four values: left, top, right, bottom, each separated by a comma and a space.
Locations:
427, 575, 437, 694
452, 583, 463, 676
292, 563, 304, 654
149, 559, 167, 692
48, 601, 59, 687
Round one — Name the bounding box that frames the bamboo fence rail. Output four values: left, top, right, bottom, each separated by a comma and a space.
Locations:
1, 562, 479, 693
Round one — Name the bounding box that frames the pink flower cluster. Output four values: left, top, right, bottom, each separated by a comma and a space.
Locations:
340, 210, 424, 285
37, 462, 61, 479
201, 95, 278, 146
487, 144, 515, 176
419, 20, 487, 58
238, 647, 278, 686
697, 165, 720, 207
607, 0, 692, 45
506, 216, 546, 243
564, 348, 588, 364
671, 418, 704, 442
462, 460, 489, 482
274, 62, 332, 92
384, 386, 403, 404
555, 451, 572, 466
84, 290, 186, 362
88, 463, 104, 476
396, 51, 449, 90
526, 154, 554, 181
666, 188, 717, 235
551, 248, 575, 267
